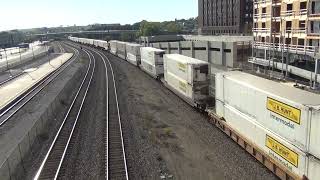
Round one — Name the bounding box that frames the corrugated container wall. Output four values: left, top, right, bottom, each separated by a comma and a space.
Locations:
215, 101, 313, 178
164, 54, 209, 104
140, 47, 165, 77
215, 71, 320, 159
126, 43, 142, 66
109, 40, 118, 55
164, 54, 209, 85
117, 41, 127, 59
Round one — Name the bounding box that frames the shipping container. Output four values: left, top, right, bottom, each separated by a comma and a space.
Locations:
216, 101, 320, 179
93, 40, 108, 50
109, 40, 118, 55
215, 71, 320, 158
126, 43, 142, 66
164, 54, 209, 86
117, 41, 127, 59
140, 47, 165, 78
165, 72, 209, 106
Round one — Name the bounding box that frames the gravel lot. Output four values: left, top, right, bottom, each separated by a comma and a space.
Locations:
103, 51, 278, 180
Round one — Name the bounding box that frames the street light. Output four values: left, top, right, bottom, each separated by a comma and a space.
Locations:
4, 48, 12, 77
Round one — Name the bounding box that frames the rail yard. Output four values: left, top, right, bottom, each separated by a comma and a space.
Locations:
0, 0, 320, 180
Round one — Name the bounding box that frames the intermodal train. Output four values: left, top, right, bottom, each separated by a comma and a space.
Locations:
68, 36, 320, 180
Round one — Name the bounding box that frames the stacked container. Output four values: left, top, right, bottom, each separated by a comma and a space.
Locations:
93, 40, 109, 50
126, 43, 142, 66
117, 41, 127, 59
215, 71, 320, 179
140, 47, 165, 78
109, 40, 118, 55
164, 54, 209, 106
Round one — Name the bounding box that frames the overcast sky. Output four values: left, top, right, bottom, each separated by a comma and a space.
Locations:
0, 0, 197, 31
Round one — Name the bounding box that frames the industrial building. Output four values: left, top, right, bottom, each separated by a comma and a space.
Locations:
198, 0, 253, 35
250, 0, 320, 88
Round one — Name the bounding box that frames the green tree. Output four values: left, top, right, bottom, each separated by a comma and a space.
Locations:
137, 21, 161, 37
164, 22, 182, 33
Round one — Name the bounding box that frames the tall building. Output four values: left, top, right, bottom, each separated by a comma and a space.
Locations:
198, 0, 253, 35
250, 0, 320, 85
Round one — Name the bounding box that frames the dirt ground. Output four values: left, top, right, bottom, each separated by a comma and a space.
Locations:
105, 52, 278, 180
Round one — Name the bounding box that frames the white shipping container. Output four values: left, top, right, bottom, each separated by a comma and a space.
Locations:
117, 41, 126, 59
93, 40, 108, 50
140, 47, 165, 77
126, 43, 142, 66
308, 157, 320, 180
164, 54, 209, 86
165, 72, 208, 103
216, 71, 320, 158
126, 43, 141, 56
109, 40, 118, 55
140, 59, 163, 78
127, 53, 139, 66
216, 101, 316, 179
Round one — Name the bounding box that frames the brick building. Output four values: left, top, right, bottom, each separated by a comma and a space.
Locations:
198, 0, 253, 35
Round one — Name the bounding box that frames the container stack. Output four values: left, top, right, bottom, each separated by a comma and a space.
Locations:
109, 40, 118, 55
93, 40, 109, 50
117, 41, 127, 59
164, 54, 209, 106
126, 43, 142, 66
215, 71, 320, 179
140, 47, 165, 78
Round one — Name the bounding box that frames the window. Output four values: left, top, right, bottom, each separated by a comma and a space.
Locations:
285, 38, 291, 45
300, 2, 307, 10
298, 39, 304, 46
299, 21, 305, 28
261, 37, 265, 42
224, 49, 231, 53
286, 21, 292, 30
287, 4, 293, 11
262, 7, 266, 14
262, 22, 266, 28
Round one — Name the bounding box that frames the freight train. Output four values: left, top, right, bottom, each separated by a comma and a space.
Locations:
68, 36, 320, 180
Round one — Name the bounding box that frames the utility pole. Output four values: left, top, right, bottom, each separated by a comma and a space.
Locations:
285, 31, 290, 79
314, 58, 319, 89
32, 43, 35, 59
19, 47, 22, 64
5, 48, 8, 71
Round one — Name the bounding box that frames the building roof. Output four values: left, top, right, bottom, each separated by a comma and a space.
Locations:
165, 54, 209, 65
183, 35, 254, 42
223, 71, 320, 107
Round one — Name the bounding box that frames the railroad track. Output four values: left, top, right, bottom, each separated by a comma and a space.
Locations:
33, 48, 95, 180
90, 47, 129, 180
64, 42, 129, 179
0, 44, 78, 127
0, 72, 25, 87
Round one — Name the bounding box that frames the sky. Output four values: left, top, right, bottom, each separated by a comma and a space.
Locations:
0, 0, 197, 31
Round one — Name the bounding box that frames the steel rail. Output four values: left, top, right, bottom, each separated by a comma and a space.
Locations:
0, 72, 25, 87
91, 47, 129, 180
34, 48, 95, 180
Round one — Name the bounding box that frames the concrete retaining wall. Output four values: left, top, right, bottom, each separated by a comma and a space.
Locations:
149, 41, 250, 69
0, 56, 83, 180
